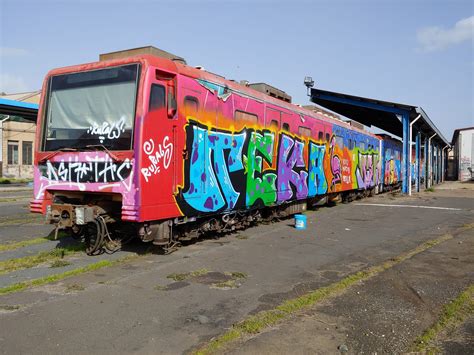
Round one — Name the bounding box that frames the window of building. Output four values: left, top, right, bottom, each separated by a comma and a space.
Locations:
184, 96, 199, 118
7, 141, 19, 165
298, 126, 311, 138
234, 110, 258, 124
149, 84, 166, 111
22, 141, 33, 165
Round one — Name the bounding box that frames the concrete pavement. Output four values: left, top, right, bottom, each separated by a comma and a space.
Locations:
0, 184, 473, 354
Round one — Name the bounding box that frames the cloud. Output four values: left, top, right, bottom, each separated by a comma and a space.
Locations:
417, 16, 474, 52
0, 74, 29, 93
0, 47, 29, 57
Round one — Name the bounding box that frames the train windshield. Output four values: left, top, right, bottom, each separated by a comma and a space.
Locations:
42, 64, 139, 151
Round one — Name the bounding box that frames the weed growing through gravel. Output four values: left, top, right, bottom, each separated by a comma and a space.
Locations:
0, 255, 139, 295
0, 231, 68, 252
0, 244, 84, 275
412, 284, 474, 352
50, 260, 72, 268
167, 268, 210, 281
65, 283, 85, 292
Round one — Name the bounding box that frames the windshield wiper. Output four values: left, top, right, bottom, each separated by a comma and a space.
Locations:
39, 147, 78, 163
85, 144, 120, 162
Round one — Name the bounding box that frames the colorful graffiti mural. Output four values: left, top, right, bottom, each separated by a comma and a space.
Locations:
176, 120, 382, 215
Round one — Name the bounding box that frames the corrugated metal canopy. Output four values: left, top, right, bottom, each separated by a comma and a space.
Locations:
0, 98, 39, 121
310, 88, 449, 146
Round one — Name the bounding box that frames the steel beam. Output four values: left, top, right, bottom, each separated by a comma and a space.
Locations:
416, 131, 421, 192
424, 136, 428, 188
401, 112, 410, 194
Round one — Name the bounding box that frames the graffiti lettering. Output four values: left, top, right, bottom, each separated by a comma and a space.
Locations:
141, 137, 173, 182
277, 134, 308, 202
40, 155, 132, 184
176, 120, 382, 215
246, 131, 277, 206
87, 116, 126, 144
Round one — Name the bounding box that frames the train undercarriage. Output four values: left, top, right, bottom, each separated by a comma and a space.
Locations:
46, 186, 382, 255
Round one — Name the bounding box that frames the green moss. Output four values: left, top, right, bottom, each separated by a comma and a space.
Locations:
50, 260, 72, 268
412, 285, 474, 352
0, 244, 84, 275
0, 255, 138, 295
226, 271, 247, 279
64, 283, 85, 292
167, 268, 210, 281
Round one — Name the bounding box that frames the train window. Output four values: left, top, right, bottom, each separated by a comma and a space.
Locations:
282, 123, 290, 132
359, 142, 366, 150
184, 96, 199, 118
348, 139, 353, 150
318, 132, 324, 141
149, 84, 166, 111
235, 110, 258, 124
335, 136, 344, 148
270, 120, 279, 129
325, 133, 330, 142
298, 126, 311, 137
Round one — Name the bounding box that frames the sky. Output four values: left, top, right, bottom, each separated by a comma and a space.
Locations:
0, 0, 473, 141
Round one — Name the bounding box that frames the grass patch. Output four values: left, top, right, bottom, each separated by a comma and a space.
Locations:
411, 284, 474, 353
194, 233, 457, 355
167, 268, 210, 281
50, 260, 72, 268
426, 187, 435, 192
154, 284, 167, 291
0, 214, 43, 226
211, 279, 238, 290
65, 283, 85, 292
0, 244, 84, 275
0, 231, 68, 253
0, 177, 32, 184
235, 235, 249, 240
0, 304, 20, 311
0, 254, 139, 295
226, 271, 247, 279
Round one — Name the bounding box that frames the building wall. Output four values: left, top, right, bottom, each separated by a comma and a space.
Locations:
1, 120, 36, 179
456, 128, 474, 181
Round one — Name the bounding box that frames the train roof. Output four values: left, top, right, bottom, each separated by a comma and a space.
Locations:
45, 54, 379, 139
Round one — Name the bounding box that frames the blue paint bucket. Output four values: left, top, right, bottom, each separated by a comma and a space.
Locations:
294, 214, 307, 230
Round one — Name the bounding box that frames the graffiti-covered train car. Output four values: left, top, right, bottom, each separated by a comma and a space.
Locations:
31, 50, 386, 253
378, 134, 403, 191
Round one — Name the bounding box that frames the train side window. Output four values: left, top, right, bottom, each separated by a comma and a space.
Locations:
348, 139, 353, 150
298, 126, 311, 138
184, 96, 199, 118
335, 136, 344, 148
270, 120, 279, 129
325, 133, 330, 142
359, 142, 366, 151
282, 123, 290, 132
235, 110, 258, 124
149, 84, 166, 111
318, 132, 323, 141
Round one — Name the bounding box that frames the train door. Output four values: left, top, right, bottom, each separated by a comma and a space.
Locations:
140, 69, 179, 220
